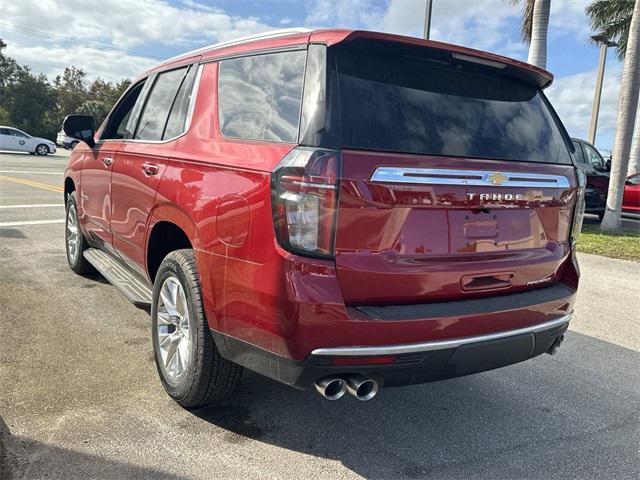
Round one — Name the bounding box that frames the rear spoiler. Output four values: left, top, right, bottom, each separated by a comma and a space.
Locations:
312, 29, 554, 89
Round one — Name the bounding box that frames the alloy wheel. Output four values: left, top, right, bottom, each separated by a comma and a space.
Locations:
36, 145, 48, 155
66, 204, 79, 264
156, 276, 193, 382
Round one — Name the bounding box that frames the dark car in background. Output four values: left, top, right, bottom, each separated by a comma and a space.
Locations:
572, 138, 609, 220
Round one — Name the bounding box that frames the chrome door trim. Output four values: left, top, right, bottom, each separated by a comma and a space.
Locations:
311, 313, 571, 356
370, 167, 570, 188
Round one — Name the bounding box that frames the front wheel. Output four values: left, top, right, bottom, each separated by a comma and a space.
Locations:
35, 144, 49, 156
151, 250, 242, 408
65, 192, 92, 274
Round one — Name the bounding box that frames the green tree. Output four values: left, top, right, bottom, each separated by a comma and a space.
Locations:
587, 0, 636, 59
0, 40, 131, 141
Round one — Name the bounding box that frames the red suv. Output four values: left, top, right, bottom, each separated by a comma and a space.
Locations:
63, 29, 583, 405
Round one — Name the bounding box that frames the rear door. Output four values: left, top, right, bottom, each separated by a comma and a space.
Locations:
328, 46, 577, 305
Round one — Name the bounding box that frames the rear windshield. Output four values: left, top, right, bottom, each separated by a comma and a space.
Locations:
335, 51, 572, 164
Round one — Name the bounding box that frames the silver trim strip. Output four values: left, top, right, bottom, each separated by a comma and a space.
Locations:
370, 167, 570, 188
290, 181, 336, 190
311, 313, 572, 356
161, 28, 311, 65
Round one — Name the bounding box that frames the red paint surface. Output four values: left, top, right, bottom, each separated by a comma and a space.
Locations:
623, 174, 640, 212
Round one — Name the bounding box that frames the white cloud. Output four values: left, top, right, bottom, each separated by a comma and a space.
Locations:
546, 65, 621, 147
2, 0, 274, 49
5, 44, 158, 82
549, 0, 592, 41
305, 0, 522, 52
2, 0, 279, 81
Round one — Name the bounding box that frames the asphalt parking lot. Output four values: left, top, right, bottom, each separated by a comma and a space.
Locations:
0, 149, 638, 480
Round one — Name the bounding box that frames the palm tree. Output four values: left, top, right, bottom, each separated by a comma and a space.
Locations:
587, 0, 635, 60
628, 110, 640, 175
511, 0, 551, 68
600, 0, 640, 231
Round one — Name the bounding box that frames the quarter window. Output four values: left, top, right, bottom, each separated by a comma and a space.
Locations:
218, 50, 306, 143
164, 66, 198, 140
135, 67, 188, 141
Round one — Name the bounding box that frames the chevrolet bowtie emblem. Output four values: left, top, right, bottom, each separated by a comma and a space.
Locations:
487, 172, 509, 185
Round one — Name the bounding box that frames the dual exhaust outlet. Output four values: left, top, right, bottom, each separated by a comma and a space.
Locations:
315, 375, 379, 401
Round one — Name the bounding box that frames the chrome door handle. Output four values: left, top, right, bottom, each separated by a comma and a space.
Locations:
142, 163, 159, 175
103, 157, 114, 167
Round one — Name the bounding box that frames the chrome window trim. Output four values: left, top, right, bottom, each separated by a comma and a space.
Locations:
370, 167, 570, 188
311, 313, 571, 356
160, 28, 311, 65
104, 64, 203, 146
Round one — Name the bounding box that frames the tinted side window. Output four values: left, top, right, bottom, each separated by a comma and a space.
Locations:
572, 141, 586, 163
218, 50, 306, 143
102, 81, 146, 140
627, 174, 640, 186
582, 144, 604, 168
0, 128, 9, 135
164, 65, 198, 140
136, 67, 188, 141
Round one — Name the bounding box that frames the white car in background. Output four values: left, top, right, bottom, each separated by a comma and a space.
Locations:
0, 126, 57, 155
56, 128, 79, 150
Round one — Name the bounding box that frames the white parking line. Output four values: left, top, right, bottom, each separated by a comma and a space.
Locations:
0, 204, 62, 209
0, 219, 65, 227
0, 170, 64, 175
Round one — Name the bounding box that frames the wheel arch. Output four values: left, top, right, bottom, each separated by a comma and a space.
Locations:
64, 176, 75, 205
146, 204, 198, 283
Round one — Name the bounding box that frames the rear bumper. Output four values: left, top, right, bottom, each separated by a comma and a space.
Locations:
212, 313, 571, 389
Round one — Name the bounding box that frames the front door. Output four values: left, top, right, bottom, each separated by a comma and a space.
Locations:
80, 142, 119, 246
81, 79, 150, 249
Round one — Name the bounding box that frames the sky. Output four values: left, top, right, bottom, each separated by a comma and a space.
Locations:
0, 0, 623, 152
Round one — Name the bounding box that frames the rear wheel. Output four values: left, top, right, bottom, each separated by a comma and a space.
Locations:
35, 144, 49, 156
151, 249, 242, 408
65, 192, 92, 274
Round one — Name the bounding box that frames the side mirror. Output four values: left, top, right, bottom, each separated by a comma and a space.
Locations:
605, 159, 612, 171
63, 114, 96, 148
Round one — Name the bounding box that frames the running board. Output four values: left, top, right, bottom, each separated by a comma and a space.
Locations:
83, 248, 153, 307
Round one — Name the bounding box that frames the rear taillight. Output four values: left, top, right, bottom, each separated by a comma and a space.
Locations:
271, 147, 340, 259
571, 168, 586, 246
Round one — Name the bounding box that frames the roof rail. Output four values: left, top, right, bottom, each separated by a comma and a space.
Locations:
160, 28, 312, 65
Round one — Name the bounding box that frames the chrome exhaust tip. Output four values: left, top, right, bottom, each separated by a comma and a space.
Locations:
547, 334, 564, 355
314, 376, 347, 400
346, 376, 379, 401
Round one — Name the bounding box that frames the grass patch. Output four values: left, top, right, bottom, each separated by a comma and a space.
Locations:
577, 224, 640, 261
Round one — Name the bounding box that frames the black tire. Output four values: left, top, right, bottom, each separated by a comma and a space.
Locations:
65, 191, 92, 274
35, 144, 49, 156
597, 211, 605, 222
151, 249, 242, 408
